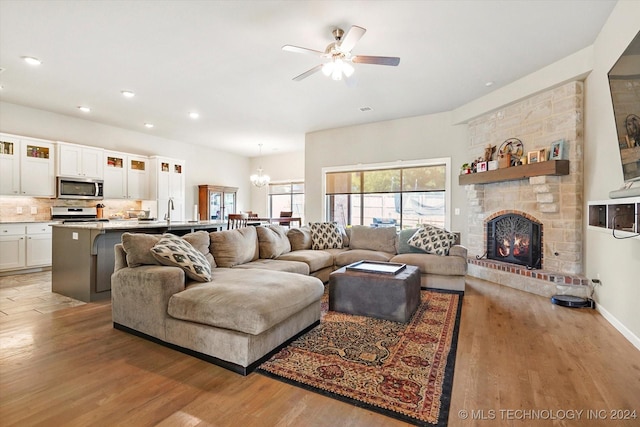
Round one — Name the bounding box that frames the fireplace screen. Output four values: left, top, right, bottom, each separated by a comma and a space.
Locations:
486, 214, 541, 269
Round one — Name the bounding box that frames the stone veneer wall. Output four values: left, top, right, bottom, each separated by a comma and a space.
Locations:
465, 81, 584, 290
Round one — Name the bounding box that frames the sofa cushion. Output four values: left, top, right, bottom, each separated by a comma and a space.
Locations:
167, 269, 324, 335
277, 249, 334, 272
287, 226, 312, 251
391, 252, 467, 276
182, 230, 216, 268
256, 225, 291, 259
309, 222, 343, 250
151, 234, 212, 282
349, 225, 397, 253
121, 232, 161, 267
335, 249, 395, 267
121, 231, 215, 268
407, 225, 457, 256
209, 226, 259, 267
397, 228, 428, 254
233, 259, 309, 275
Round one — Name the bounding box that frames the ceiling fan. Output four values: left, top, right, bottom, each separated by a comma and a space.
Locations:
282, 25, 400, 82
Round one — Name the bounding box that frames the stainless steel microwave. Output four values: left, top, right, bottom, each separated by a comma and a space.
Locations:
57, 176, 104, 200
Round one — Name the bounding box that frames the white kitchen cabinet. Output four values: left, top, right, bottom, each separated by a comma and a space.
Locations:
0, 223, 53, 271
103, 151, 129, 199
103, 151, 150, 200
0, 133, 55, 197
26, 223, 53, 267
0, 134, 21, 195
127, 155, 150, 200
151, 156, 186, 221
0, 224, 26, 270
56, 141, 104, 179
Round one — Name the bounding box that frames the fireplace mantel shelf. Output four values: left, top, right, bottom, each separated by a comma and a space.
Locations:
458, 160, 570, 185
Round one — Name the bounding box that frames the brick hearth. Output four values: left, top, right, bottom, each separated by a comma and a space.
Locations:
464, 81, 586, 296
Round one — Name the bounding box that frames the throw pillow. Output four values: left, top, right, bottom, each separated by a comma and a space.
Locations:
151, 233, 212, 282
397, 228, 428, 254
309, 222, 343, 250
256, 225, 292, 259
407, 224, 457, 256
182, 230, 216, 269
121, 233, 161, 267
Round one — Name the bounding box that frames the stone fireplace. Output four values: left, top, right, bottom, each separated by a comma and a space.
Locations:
463, 81, 588, 297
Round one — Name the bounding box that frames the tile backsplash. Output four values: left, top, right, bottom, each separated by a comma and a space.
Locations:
0, 196, 144, 222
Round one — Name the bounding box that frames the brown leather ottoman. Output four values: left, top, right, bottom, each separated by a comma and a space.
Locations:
329, 263, 421, 323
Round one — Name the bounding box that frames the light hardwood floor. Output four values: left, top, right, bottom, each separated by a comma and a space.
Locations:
1, 272, 638, 426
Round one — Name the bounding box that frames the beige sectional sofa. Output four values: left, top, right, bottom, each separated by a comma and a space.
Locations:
111, 224, 467, 375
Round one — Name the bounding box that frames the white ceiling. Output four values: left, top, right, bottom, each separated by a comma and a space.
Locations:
0, 0, 617, 157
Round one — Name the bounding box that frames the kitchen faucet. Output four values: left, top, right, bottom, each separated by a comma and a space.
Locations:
166, 198, 175, 223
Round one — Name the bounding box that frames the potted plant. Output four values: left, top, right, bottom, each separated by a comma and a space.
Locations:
461, 163, 471, 174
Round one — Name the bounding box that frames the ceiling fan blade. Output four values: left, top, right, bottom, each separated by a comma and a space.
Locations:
292, 64, 323, 81
352, 55, 400, 66
282, 45, 324, 56
338, 25, 366, 52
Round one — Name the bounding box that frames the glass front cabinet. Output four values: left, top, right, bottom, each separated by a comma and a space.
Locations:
198, 185, 238, 221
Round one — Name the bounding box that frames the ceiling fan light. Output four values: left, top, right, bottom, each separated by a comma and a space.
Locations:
343, 62, 355, 77
332, 68, 342, 80
322, 62, 334, 76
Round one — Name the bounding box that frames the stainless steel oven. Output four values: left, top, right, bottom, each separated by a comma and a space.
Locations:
57, 176, 104, 200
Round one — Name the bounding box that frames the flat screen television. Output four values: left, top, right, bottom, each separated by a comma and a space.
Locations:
608, 30, 640, 194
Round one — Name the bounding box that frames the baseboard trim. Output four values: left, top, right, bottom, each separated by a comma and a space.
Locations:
113, 320, 320, 376
596, 304, 640, 351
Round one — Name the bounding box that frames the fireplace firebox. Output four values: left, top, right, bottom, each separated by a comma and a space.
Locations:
486, 213, 542, 269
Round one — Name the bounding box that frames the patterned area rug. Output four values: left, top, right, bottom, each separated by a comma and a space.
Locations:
258, 288, 463, 426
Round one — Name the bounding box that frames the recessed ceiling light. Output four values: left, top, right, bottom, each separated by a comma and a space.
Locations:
22, 56, 42, 66
121, 90, 135, 98
359, 106, 373, 112
189, 112, 200, 119
77, 106, 91, 113
144, 123, 154, 128
485, 81, 494, 87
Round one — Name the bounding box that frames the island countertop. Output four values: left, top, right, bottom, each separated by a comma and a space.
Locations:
51, 220, 227, 232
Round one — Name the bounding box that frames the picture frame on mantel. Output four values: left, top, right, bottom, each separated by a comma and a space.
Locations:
549, 139, 565, 160
527, 150, 539, 164
538, 148, 548, 162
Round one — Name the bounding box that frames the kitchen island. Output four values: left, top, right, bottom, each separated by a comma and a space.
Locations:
52, 220, 226, 302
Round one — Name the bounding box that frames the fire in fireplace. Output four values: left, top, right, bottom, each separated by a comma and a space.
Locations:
486, 213, 542, 269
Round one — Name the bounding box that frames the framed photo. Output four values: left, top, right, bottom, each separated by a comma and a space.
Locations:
538, 148, 548, 162
549, 139, 565, 160
478, 161, 487, 172
527, 150, 539, 164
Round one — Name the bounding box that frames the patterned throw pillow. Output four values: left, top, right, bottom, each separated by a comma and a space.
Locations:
151, 233, 212, 282
407, 224, 457, 256
309, 222, 343, 250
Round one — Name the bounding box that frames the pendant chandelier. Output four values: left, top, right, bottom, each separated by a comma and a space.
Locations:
250, 143, 270, 188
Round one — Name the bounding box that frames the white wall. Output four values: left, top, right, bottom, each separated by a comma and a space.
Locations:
304, 111, 469, 235
583, 0, 640, 346
0, 101, 253, 213
248, 150, 304, 217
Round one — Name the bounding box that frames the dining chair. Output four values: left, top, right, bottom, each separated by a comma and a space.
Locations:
227, 213, 249, 230
279, 211, 293, 227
